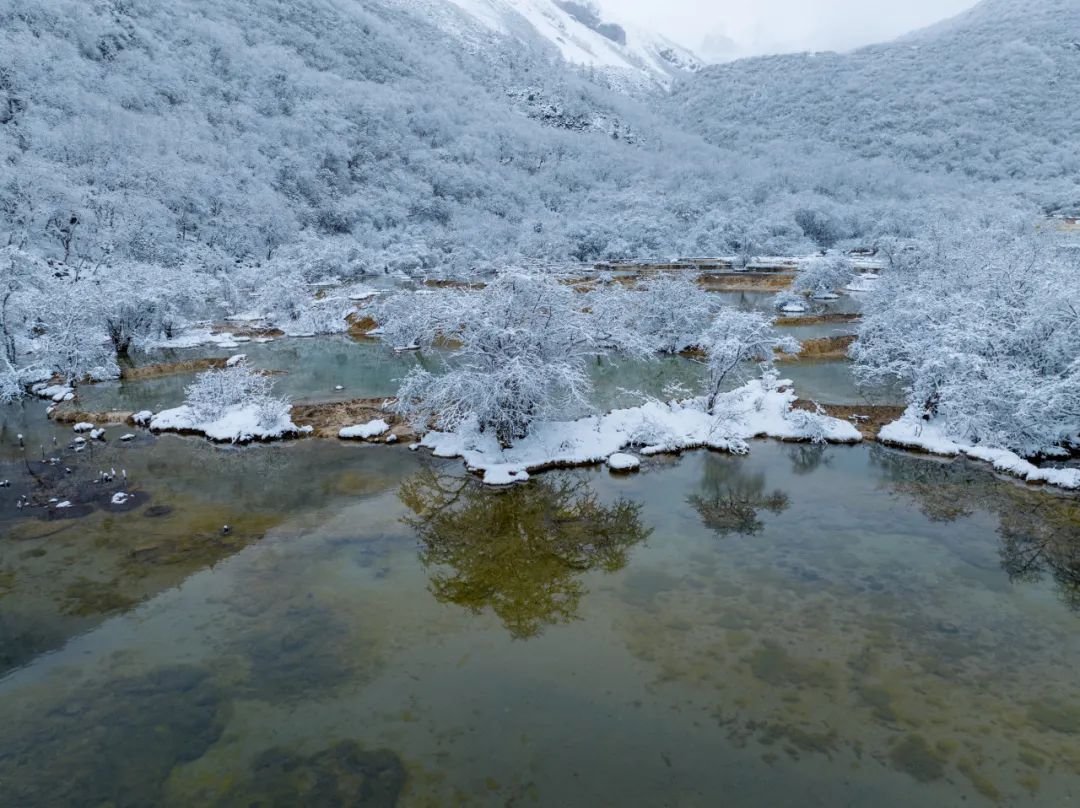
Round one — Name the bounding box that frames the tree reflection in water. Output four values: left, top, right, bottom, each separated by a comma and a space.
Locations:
786, 443, 832, 476
687, 454, 790, 537
399, 466, 652, 638
872, 446, 1080, 611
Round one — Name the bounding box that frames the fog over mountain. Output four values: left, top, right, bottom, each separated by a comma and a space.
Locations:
598, 0, 980, 61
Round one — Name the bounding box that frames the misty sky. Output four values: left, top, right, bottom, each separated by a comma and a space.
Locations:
596, 0, 979, 60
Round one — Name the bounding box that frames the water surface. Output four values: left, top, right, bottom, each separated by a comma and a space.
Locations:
1, 438, 1077, 806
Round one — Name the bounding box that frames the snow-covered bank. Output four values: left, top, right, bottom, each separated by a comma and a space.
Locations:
419, 378, 862, 485
149, 404, 312, 444
143, 328, 264, 351
879, 410, 1080, 490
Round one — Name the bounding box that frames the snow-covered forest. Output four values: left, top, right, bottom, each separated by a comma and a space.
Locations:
4, 0, 1075, 277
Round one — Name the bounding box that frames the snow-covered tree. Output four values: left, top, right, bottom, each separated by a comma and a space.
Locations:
791, 255, 854, 299
701, 309, 798, 412
852, 223, 1080, 456
33, 289, 120, 385
382, 270, 649, 446
0, 246, 40, 398
587, 272, 718, 354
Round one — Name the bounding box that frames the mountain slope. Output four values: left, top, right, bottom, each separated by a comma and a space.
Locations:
0, 0, 722, 273
673, 0, 1080, 212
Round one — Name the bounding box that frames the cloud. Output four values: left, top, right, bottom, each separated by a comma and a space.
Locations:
595, 0, 979, 59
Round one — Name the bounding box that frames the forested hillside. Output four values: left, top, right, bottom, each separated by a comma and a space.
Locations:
5, 0, 720, 273
673, 0, 1080, 216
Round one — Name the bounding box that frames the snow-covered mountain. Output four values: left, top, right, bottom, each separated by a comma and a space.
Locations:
420, 0, 702, 88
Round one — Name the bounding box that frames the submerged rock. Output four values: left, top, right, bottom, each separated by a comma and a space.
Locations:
220, 741, 406, 807
0, 665, 228, 807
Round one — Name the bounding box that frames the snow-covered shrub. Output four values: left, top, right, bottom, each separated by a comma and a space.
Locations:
852, 223, 1080, 456
256, 272, 307, 324
784, 402, 833, 444
702, 309, 799, 411
184, 361, 284, 428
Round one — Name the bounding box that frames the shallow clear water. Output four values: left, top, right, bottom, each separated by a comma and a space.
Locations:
1, 435, 1078, 806
71, 334, 895, 415
781, 360, 903, 405
712, 290, 862, 318
76, 336, 426, 412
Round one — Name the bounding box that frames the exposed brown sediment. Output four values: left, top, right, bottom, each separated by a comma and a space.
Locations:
49, 399, 416, 442
346, 312, 379, 338
570, 271, 794, 294
777, 335, 857, 363
120, 358, 229, 380
774, 313, 861, 327
792, 401, 905, 441
49, 409, 138, 425
291, 397, 417, 442
696, 272, 795, 292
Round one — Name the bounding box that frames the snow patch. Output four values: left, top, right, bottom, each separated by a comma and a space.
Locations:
31, 382, 75, 402
845, 274, 880, 293
420, 378, 861, 485
339, 419, 391, 440
150, 404, 312, 443
438, 0, 699, 88
607, 452, 640, 471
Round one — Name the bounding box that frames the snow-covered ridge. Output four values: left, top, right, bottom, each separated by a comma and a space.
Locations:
429, 0, 702, 87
